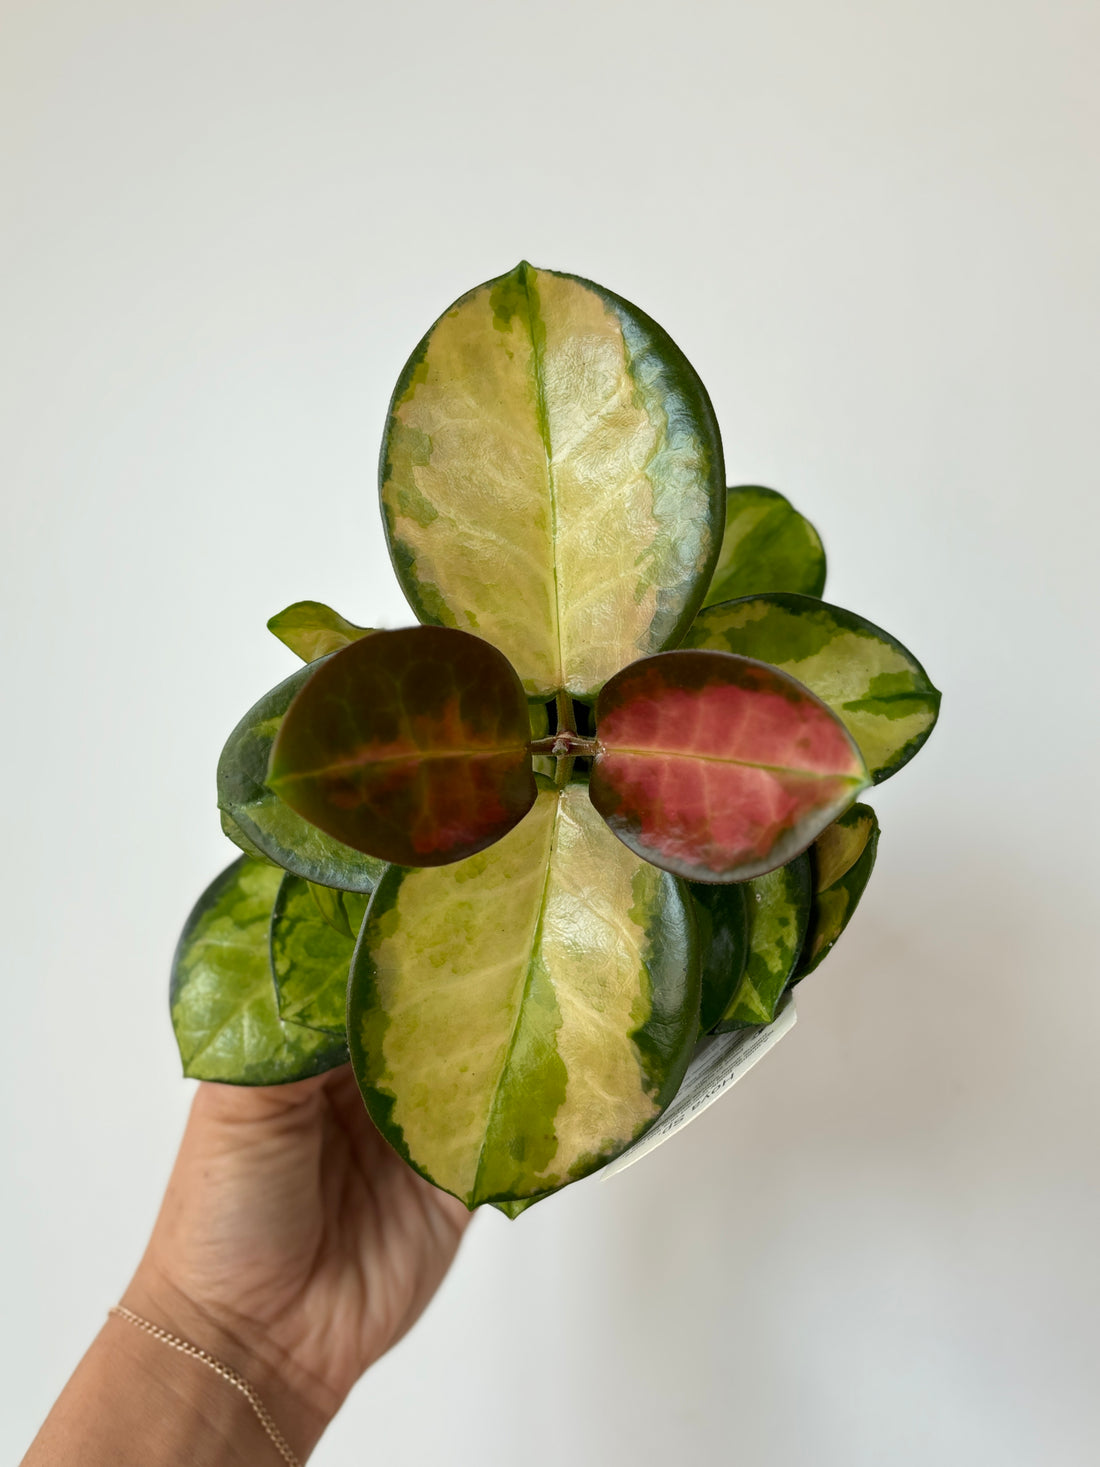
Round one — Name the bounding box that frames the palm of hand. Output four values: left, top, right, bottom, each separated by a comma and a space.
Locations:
130, 1065, 471, 1425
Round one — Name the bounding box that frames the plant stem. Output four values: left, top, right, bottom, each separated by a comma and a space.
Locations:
555, 689, 577, 735
555, 755, 575, 789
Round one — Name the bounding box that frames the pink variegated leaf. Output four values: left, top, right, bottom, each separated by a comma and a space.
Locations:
590, 649, 870, 883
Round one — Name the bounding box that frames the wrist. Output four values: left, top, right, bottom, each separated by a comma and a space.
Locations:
120, 1264, 335, 1460
25, 1310, 302, 1467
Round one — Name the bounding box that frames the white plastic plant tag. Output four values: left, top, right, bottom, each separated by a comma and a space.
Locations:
600, 996, 797, 1181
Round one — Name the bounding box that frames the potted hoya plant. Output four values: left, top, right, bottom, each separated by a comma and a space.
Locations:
171, 262, 940, 1216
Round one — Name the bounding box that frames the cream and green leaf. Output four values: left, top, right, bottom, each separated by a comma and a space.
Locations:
381, 261, 725, 700
267, 601, 373, 663
795, 803, 880, 979
348, 780, 700, 1207
682, 593, 940, 782
171, 857, 348, 1083
217, 664, 388, 893
709, 854, 811, 1031
703, 485, 826, 606
270, 874, 368, 1035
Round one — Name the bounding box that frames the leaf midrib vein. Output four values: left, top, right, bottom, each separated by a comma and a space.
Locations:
522, 266, 565, 693
275, 744, 528, 783
600, 744, 862, 778
469, 793, 561, 1201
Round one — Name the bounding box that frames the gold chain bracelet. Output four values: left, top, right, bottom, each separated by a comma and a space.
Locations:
108, 1305, 302, 1466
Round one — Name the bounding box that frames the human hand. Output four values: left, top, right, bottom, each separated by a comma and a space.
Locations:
122, 1064, 471, 1455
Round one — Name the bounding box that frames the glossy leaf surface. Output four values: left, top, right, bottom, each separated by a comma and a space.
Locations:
381, 261, 725, 700
220, 809, 276, 864
217, 664, 387, 893
683, 594, 940, 782
591, 650, 869, 882
269, 627, 536, 868
690, 881, 749, 1034
171, 857, 347, 1083
306, 880, 360, 938
267, 601, 373, 662
703, 485, 826, 606
711, 854, 811, 1031
270, 874, 368, 1035
796, 803, 880, 979
348, 781, 700, 1207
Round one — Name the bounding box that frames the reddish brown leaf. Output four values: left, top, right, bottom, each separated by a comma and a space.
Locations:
268, 627, 536, 867
590, 650, 869, 882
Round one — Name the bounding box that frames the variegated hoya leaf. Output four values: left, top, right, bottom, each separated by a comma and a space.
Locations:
267, 600, 373, 662
270, 874, 368, 1035
381, 261, 725, 700
268, 627, 536, 868
347, 781, 700, 1208
217, 663, 388, 893
307, 879, 356, 938
590, 649, 870, 883
220, 809, 276, 864
683, 593, 940, 782
795, 803, 880, 979
170, 857, 348, 1083
703, 485, 826, 607
690, 881, 749, 1035
710, 854, 812, 1031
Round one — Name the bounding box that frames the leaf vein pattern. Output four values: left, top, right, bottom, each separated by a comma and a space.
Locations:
469, 795, 561, 1198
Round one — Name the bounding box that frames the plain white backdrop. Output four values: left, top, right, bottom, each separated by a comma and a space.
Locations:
3, 1, 1098, 1462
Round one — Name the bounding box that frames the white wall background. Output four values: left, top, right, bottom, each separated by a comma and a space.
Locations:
3, 1, 1098, 1461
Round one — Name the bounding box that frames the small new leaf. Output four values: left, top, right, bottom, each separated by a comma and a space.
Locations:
795, 803, 880, 979
268, 626, 537, 868
267, 601, 374, 663
703, 485, 826, 606
591, 649, 870, 883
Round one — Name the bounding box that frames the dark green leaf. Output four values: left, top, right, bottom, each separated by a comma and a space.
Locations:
268, 626, 537, 868
270, 874, 367, 1035
267, 601, 374, 663
217, 663, 388, 893
711, 854, 811, 1030
170, 857, 347, 1083
682, 593, 941, 782
795, 803, 880, 979
690, 881, 749, 1034
703, 485, 826, 606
